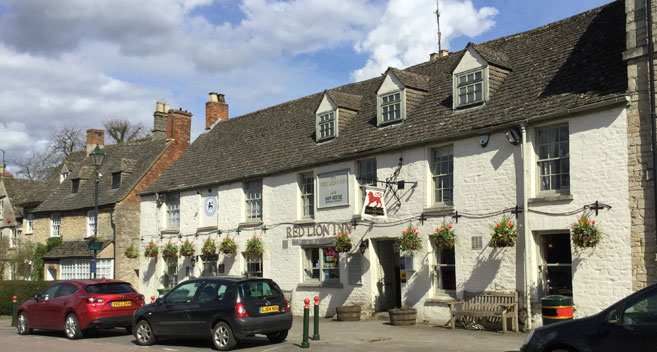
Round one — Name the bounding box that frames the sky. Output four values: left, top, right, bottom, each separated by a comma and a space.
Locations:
0, 0, 614, 175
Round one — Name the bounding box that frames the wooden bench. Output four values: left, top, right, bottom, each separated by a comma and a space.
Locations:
448, 291, 519, 333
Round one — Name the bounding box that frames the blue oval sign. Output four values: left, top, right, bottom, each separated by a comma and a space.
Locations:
204, 196, 217, 217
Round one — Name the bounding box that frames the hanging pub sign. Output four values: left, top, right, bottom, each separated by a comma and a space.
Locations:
317, 169, 350, 208
361, 188, 387, 219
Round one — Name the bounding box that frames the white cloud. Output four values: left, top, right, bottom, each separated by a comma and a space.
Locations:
351, 0, 498, 81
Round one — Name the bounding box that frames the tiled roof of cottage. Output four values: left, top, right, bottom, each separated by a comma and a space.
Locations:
1, 178, 44, 217
325, 90, 362, 111
43, 240, 111, 259
469, 43, 512, 70
144, 1, 626, 195
34, 136, 169, 212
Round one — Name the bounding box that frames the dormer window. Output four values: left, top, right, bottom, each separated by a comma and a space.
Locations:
317, 111, 336, 140
456, 69, 484, 107
111, 172, 121, 189
381, 91, 402, 123
71, 178, 80, 194
60, 172, 69, 183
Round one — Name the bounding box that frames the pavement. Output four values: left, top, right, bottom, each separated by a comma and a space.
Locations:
0, 315, 526, 351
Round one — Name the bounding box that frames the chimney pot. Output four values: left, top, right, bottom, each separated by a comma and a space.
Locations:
205, 92, 228, 130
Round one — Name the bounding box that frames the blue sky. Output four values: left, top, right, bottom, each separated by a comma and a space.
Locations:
0, 0, 613, 175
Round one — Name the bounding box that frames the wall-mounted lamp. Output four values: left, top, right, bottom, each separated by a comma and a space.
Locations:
505, 128, 521, 145
359, 239, 369, 254
392, 240, 400, 254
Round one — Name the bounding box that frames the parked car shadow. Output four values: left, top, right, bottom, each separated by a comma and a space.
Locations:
130, 335, 280, 350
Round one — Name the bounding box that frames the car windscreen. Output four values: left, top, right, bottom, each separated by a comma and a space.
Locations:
238, 280, 284, 301
85, 283, 135, 294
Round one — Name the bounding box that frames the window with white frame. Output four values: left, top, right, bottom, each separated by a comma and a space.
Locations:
304, 247, 340, 283
162, 259, 178, 289
380, 91, 402, 124
9, 263, 16, 280
431, 146, 454, 205
357, 159, 377, 208
434, 247, 456, 294
60, 172, 69, 183
201, 258, 217, 277
244, 253, 263, 278
50, 213, 61, 237
456, 69, 484, 107
10, 228, 17, 249
245, 180, 262, 221
26, 213, 34, 234
86, 210, 96, 237
166, 193, 180, 228
316, 111, 336, 141
60, 259, 113, 280
300, 172, 314, 219
0, 198, 3, 218
537, 125, 569, 193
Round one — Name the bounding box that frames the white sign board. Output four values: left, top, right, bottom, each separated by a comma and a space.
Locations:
317, 170, 350, 208
361, 188, 387, 219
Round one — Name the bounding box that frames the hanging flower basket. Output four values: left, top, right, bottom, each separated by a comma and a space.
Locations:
489, 216, 518, 248
571, 215, 601, 249
179, 239, 195, 257
125, 244, 139, 259
398, 225, 422, 255
202, 238, 217, 257
432, 222, 456, 249
144, 241, 158, 258
246, 236, 264, 256
333, 231, 353, 253
219, 237, 237, 255
162, 241, 178, 259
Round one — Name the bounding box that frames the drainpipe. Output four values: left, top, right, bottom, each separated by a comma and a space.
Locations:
521, 125, 532, 330
647, 0, 657, 258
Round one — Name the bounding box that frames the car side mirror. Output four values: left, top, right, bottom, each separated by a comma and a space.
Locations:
607, 310, 619, 324
33, 294, 40, 302
155, 297, 163, 305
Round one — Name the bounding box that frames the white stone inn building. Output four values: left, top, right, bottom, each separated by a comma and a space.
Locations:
138, 1, 657, 329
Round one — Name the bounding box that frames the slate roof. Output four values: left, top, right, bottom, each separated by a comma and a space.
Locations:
1, 178, 42, 216
144, 1, 627, 195
469, 43, 511, 70
43, 240, 111, 259
34, 136, 169, 212
325, 90, 361, 111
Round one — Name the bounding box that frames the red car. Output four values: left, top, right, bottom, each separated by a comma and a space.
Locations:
16, 279, 145, 339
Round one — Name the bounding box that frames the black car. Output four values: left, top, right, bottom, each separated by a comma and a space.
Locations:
521, 283, 657, 352
132, 277, 293, 350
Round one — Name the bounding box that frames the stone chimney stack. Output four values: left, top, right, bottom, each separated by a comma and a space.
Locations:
167, 108, 192, 147
86, 129, 104, 153
152, 101, 170, 140
430, 49, 449, 61
206, 92, 228, 129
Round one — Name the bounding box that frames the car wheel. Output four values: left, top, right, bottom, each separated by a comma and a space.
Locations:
266, 330, 288, 343
135, 320, 156, 346
16, 312, 31, 335
212, 322, 237, 351
65, 313, 83, 340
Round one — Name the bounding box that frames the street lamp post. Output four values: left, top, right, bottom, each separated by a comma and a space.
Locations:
89, 145, 105, 279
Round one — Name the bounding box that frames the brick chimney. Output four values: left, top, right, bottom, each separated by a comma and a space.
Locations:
167, 108, 192, 146
86, 129, 104, 153
206, 92, 228, 129
152, 101, 170, 140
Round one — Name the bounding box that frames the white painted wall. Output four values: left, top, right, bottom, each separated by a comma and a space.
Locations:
138, 106, 630, 327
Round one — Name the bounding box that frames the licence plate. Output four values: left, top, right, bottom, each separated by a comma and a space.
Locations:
259, 305, 279, 314
111, 301, 132, 307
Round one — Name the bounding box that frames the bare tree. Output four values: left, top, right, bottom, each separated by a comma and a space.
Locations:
50, 126, 84, 157
103, 119, 146, 143
11, 150, 56, 180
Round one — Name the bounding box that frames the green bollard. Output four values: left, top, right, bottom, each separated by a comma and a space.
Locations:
11, 296, 17, 327
312, 296, 320, 340
301, 298, 310, 348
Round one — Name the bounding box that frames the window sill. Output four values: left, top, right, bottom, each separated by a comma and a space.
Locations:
426, 294, 457, 304
423, 205, 454, 216
239, 221, 263, 228
197, 226, 218, 233
294, 219, 315, 226
529, 194, 574, 204
377, 119, 404, 128
160, 229, 180, 235
297, 282, 344, 289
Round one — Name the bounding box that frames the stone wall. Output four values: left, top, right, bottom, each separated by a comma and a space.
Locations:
625, 0, 657, 290
32, 209, 113, 244
114, 201, 141, 286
